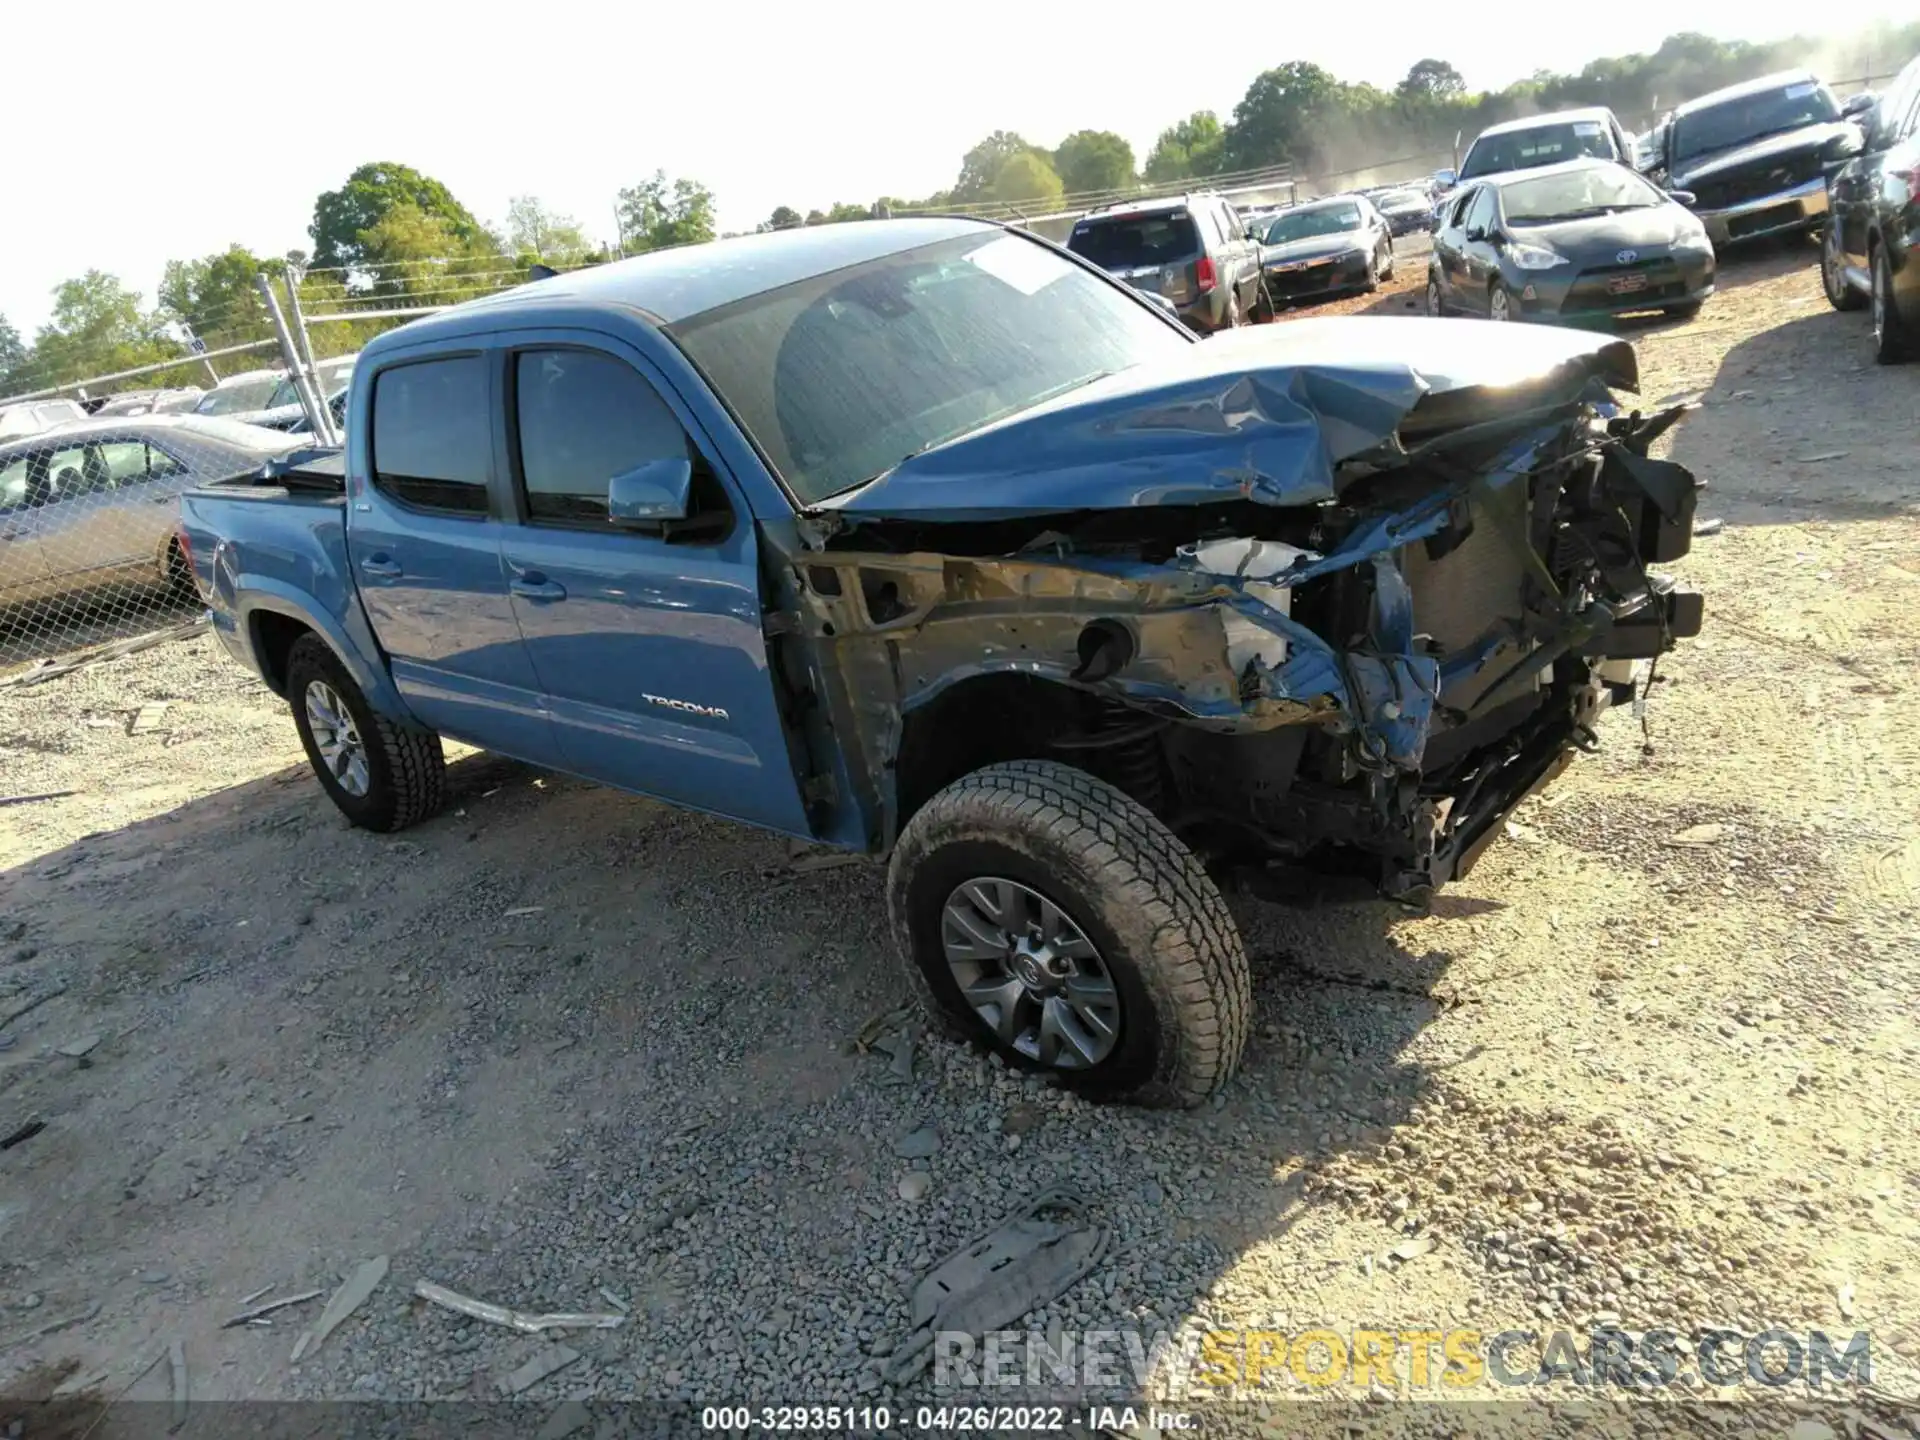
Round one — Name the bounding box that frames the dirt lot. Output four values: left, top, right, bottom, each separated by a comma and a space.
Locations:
2, 241, 1917, 1435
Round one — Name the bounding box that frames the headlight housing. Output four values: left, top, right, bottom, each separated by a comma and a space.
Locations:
1674, 227, 1715, 253
1505, 242, 1568, 271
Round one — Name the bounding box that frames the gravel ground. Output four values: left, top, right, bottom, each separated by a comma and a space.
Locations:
2, 240, 1917, 1437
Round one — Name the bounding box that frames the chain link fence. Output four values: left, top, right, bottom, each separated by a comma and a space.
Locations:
0, 262, 533, 671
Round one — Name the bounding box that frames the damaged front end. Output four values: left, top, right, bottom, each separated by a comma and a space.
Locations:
762, 318, 1705, 904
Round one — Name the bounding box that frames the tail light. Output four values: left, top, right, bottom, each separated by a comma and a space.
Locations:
1194, 255, 1218, 294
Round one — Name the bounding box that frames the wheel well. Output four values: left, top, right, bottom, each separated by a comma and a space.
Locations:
893, 675, 1165, 835
251, 611, 313, 697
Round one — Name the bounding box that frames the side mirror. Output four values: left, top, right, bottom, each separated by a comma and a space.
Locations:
1841, 90, 1877, 119
1668, 189, 1698, 209
608, 456, 693, 526
1465, 225, 1487, 243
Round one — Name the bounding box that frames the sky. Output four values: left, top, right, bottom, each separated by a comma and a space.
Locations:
2, 0, 1911, 343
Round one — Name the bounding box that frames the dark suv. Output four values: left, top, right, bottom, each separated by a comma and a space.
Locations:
1064, 194, 1263, 333
1822, 54, 1920, 362
1650, 70, 1869, 247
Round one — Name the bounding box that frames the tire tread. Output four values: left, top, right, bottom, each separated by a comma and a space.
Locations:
887, 760, 1250, 1108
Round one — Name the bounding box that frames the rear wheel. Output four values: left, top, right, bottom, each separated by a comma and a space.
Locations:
163, 540, 198, 604
1871, 244, 1913, 364
888, 760, 1250, 1108
286, 634, 445, 832
1823, 223, 1865, 311
1224, 290, 1244, 329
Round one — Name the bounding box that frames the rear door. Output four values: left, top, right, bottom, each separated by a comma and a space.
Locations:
495, 334, 811, 837
1215, 199, 1258, 310
347, 349, 559, 764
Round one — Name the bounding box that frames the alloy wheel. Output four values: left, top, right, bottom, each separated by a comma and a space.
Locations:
939, 877, 1121, 1069
304, 679, 370, 798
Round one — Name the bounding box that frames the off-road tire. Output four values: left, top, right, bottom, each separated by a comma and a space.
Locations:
887, 760, 1250, 1108
285, 634, 445, 832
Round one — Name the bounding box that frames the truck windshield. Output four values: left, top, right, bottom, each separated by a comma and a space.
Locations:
669, 232, 1189, 504
1669, 82, 1840, 164
1460, 121, 1618, 179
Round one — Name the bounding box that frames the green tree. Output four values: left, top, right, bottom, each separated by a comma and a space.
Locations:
505, 196, 593, 264
353, 204, 504, 303
1052, 130, 1136, 199
987, 152, 1065, 211
1397, 59, 1467, 101
0, 314, 26, 394
158, 245, 276, 344
763, 205, 803, 231
310, 162, 490, 275
29, 272, 175, 389
953, 131, 1048, 203
616, 172, 717, 254
1224, 62, 1345, 172
1143, 111, 1225, 183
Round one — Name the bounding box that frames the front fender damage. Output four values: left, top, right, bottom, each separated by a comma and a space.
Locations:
762, 345, 1702, 897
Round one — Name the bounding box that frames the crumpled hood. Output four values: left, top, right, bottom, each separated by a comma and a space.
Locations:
824, 317, 1638, 522
1670, 122, 1857, 187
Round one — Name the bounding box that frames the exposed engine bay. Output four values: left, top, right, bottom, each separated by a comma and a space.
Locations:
761, 319, 1705, 904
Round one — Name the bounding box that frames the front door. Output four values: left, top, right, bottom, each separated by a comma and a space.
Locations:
346, 350, 558, 764
495, 337, 811, 839
0, 449, 52, 603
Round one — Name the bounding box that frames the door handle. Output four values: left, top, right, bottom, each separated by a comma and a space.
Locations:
360, 556, 402, 578
510, 575, 567, 602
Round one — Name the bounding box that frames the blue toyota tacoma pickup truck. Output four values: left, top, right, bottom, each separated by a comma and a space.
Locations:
179, 217, 1705, 1107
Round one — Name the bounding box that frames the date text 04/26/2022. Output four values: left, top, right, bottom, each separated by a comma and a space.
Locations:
698, 1405, 1193, 1431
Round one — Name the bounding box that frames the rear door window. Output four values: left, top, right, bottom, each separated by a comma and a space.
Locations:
370, 356, 493, 515
1067, 212, 1201, 268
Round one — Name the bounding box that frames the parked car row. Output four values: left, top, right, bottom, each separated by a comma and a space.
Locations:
1819, 51, 1920, 363
1407, 53, 1919, 361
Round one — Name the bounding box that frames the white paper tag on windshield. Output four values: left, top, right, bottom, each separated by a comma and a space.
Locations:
1784, 80, 1817, 98
966, 235, 1064, 296
1573, 121, 1603, 135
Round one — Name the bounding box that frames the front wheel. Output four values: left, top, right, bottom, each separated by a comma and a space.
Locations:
285, 634, 446, 832
1426, 274, 1445, 316
887, 760, 1250, 1108
1488, 281, 1515, 322
1381, 242, 1395, 281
